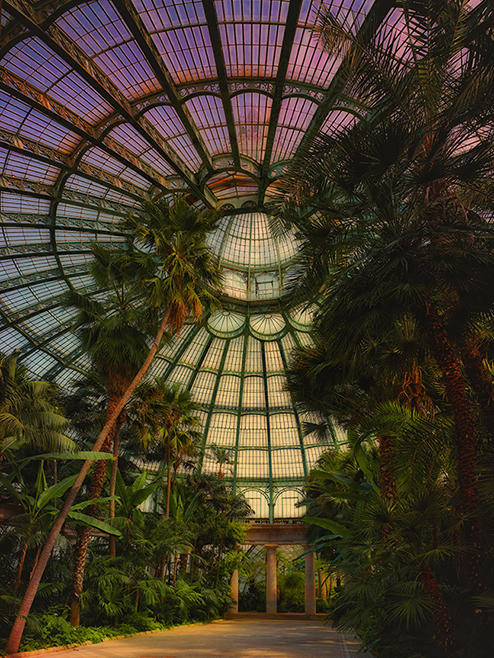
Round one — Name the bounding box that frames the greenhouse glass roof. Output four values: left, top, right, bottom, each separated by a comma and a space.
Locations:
0, 0, 489, 517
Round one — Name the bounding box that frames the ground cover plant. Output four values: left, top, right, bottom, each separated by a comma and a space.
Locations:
0, 445, 250, 652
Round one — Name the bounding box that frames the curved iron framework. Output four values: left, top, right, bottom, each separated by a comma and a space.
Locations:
1, 0, 490, 517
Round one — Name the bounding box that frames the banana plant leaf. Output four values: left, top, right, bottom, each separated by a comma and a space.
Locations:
37, 474, 78, 510
302, 516, 350, 537
22, 451, 115, 462
68, 511, 122, 537
69, 496, 119, 512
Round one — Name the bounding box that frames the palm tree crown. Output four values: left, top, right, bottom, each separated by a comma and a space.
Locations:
121, 197, 223, 334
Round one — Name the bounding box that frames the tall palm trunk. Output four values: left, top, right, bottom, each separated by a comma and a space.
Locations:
414, 294, 483, 587
458, 333, 494, 436
377, 435, 397, 500
420, 564, 457, 653
109, 412, 125, 558
69, 395, 119, 626
13, 542, 28, 596
6, 308, 171, 655
415, 296, 480, 515
165, 437, 172, 517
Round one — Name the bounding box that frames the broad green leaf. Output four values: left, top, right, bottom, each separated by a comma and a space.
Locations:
130, 471, 148, 495
129, 481, 160, 507
310, 469, 370, 493
70, 496, 118, 512
37, 474, 77, 510
310, 469, 354, 485
1, 436, 18, 452
35, 462, 47, 498
183, 494, 201, 523
354, 446, 380, 493
68, 511, 122, 537
26, 451, 114, 461
169, 490, 183, 519
331, 491, 368, 502
115, 469, 130, 508
302, 516, 350, 537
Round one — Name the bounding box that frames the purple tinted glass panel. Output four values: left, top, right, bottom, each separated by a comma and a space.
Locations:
185, 95, 229, 154
232, 92, 272, 162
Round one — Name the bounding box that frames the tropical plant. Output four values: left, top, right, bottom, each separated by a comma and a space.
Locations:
63, 243, 155, 625
0, 351, 74, 457
278, 570, 305, 612
299, 394, 494, 657
6, 198, 223, 653
0, 451, 117, 640
285, 316, 435, 500
203, 444, 235, 481
129, 379, 203, 517
275, 0, 494, 589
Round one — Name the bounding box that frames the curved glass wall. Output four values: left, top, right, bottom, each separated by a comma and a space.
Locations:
0, 0, 430, 516
207, 210, 298, 301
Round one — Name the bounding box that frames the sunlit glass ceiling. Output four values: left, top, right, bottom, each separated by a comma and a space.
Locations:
1, 0, 489, 517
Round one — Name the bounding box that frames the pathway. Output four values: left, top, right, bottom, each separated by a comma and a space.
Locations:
14, 617, 373, 658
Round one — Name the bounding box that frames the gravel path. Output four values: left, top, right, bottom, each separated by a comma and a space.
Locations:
14, 617, 373, 658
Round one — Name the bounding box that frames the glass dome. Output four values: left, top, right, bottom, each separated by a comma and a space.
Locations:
0, 0, 435, 517
207, 210, 298, 301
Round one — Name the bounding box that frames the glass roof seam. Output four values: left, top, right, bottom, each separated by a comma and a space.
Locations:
202, 0, 241, 168
278, 335, 308, 479
6, 12, 206, 199
0, 246, 89, 261
116, 0, 215, 172
67, 167, 151, 201
185, 332, 215, 392
0, 319, 36, 352
59, 195, 136, 216
0, 65, 95, 136
22, 341, 68, 366
215, 212, 236, 268
0, 174, 55, 199
0, 217, 121, 235
260, 340, 274, 521
158, 322, 210, 380
20, 321, 74, 356
0, 69, 173, 191
0, 270, 66, 293
43, 357, 86, 382
259, 0, 304, 195
247, 205, 253, 289
197, 335, 231, 468
291, 0, 396, 163
2, 286, 96, 327
232, 325, 249, 494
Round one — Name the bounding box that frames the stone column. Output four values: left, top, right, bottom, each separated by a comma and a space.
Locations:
229, 569, 239, 614
305, 550, 316, 615
265, 544, 278, 614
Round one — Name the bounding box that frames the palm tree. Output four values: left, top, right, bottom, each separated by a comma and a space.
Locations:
6, 198, 223, 653
0, 351, 74, 457
129, 379, 203, 517
303, 415, 463, 656
204, 444, 235, 481
275, 0, 494, 578
63, 243, 155, 626
285, 316, 435, 501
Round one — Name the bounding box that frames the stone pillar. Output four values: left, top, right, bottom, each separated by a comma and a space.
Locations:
305, 550, 316, 615
229, 569, 239, 614
265, 544, 278, 614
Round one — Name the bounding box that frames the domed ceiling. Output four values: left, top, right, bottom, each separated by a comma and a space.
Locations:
1, 0, 488, 517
